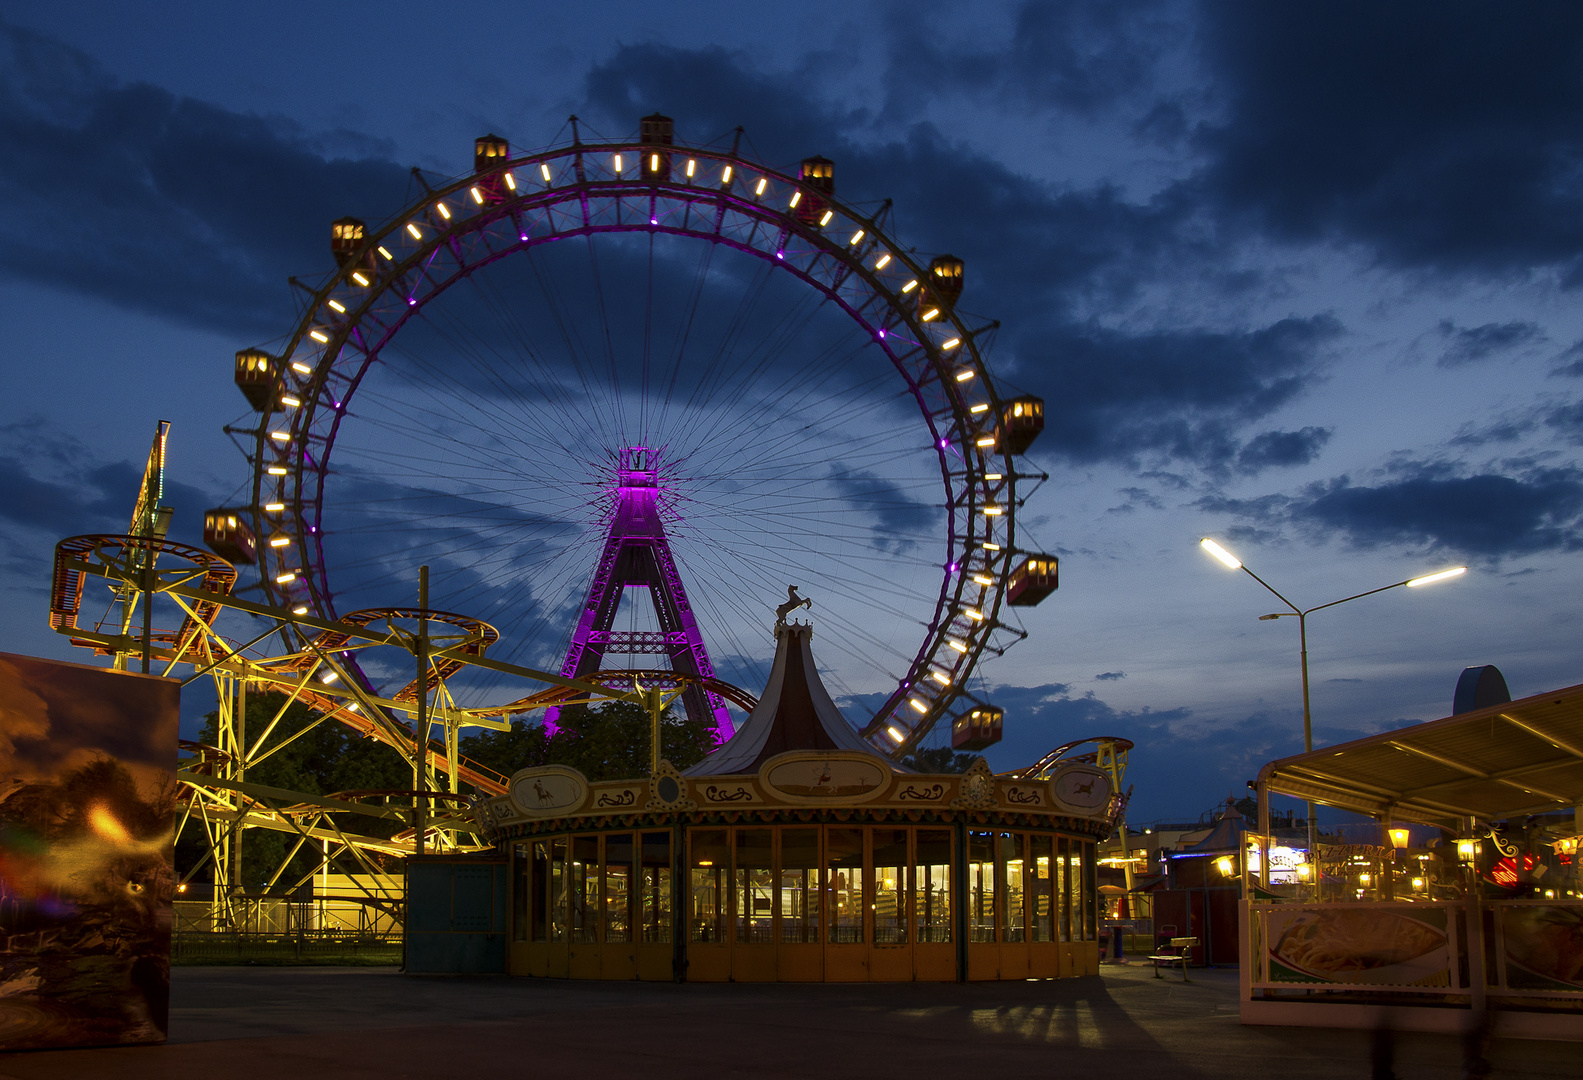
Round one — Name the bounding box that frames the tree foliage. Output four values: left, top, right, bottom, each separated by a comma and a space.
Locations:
901, 746, 980, 774
460, 699, 716, 781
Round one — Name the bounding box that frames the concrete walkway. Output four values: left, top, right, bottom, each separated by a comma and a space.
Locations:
1, 962, 1575, 1079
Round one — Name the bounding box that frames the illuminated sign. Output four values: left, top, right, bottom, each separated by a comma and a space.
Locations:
1246, 845, 1307, 884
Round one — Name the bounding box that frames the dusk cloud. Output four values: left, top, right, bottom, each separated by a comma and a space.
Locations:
0, 21, 409, 334
1235, 426, 1332, 473
1436, 320, 1544, 367
1197, 2, 1583, 275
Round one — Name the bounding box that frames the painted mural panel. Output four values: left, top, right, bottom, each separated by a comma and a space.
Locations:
0, 652, 178, 1050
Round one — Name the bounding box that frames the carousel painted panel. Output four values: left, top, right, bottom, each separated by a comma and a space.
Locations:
998, 781, 1049, 810
1047, 765, 1112, 817
759, 752, 891, 804
890, 777, 954, 805
588, 783, 646, 812
694, 779, 763, 806
507, 766, 590, 818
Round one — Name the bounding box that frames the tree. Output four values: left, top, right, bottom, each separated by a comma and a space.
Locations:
902, 746, 980, 773
461, 698, 716, 782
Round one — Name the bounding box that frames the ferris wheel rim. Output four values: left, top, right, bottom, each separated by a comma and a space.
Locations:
241, 134, 1024, 754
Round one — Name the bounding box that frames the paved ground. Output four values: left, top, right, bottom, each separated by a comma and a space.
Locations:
2, 962, 1576, 1079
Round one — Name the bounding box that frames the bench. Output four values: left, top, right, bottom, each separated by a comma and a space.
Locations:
1148, 936, 1198, 981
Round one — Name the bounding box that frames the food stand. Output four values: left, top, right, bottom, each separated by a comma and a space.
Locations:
1241, 681, 1583, 1040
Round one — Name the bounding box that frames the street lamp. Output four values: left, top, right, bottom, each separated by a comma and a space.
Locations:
1197, 538, 1466, 881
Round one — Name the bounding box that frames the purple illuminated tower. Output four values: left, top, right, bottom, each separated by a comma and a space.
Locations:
544, 447, 734, 740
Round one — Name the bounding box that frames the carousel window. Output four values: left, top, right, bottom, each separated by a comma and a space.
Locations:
1083, 841, 1098, 941
827, 827, 864, 943
969, 830, 996, 942
1000, 832, 1026, 943
640, 831, 672, 944
604, 832, 634, 944
780, 827, 820, 943
1057, 837, 1072, 942
690, 829, 728, 942
550, 837, 569, 943
736, 829, 774, 944
514, 842, 534, 942
873, 828, 909, 944
1030, 834, 1054, 942
914, 829, 953, 943
571, 835, 598, 943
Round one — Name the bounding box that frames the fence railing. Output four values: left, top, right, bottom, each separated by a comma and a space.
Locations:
173, 897, 403, 964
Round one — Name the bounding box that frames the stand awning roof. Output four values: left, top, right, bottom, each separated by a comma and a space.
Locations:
1255, 681, 1583, 829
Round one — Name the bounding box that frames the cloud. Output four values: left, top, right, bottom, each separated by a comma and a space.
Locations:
1235, 426, 1331, 472
880, 0, 1181, 117
1196, 3, 1583, 275
0, 20, 409, 334
1554, 340, 1583, 378
0, 419, 214, 539
580, 44, 1344, 472
1545, 400, 1583, 445
1436, 320, 1544, 367
1201, 458, 1583, 558
825, 465, 938, 553
1292, 465, 1583, 556
1029, 315, 1342, 467
985, 682, 1308, 820
1095, 671, 1126, 681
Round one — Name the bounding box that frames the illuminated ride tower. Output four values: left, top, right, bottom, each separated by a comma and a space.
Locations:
544, 447, 734, 740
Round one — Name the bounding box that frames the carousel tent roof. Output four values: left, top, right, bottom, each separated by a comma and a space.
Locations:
685, 622, 890, 776
1256, 681, 1583, 829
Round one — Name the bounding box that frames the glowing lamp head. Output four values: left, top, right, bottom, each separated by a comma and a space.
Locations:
1388, 827, 1410, 850
1406, 566, 1467, 588
1457, 838, 1479, 862
1215, 855, 1236, 878
1295, 862, 1313, 882
1199, 538, 1242, 569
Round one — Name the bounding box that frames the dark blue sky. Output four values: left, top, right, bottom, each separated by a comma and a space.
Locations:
2, 2, 1581, 822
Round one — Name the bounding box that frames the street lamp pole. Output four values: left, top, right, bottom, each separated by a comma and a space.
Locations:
1198, 539, 1466, 887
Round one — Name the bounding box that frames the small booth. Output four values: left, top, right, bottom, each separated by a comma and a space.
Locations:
1241, 678, 1583, 1040
470, 621, 1118, 982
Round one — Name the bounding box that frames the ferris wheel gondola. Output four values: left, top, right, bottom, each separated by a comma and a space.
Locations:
214, 115, 1053, 756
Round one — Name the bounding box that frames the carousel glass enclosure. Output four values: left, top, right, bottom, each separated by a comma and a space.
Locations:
511, 822, 1098, 981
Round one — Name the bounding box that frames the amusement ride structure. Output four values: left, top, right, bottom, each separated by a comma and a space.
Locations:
43, 115, 1115, 930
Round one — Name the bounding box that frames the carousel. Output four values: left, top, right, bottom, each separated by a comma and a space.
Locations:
471, 617, 1118, 982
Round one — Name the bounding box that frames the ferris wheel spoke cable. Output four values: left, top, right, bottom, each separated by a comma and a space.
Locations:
581, 232, 628, 444
394, 305, 602, 459
678, 525, 934, 634
655, 241, 718, 435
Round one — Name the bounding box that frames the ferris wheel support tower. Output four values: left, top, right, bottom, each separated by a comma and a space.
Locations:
543, 447, 734, 740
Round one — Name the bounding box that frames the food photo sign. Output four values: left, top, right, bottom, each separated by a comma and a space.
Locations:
1260, 905, 1454, 988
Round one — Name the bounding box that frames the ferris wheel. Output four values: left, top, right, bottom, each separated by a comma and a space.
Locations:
209, 115, 1056, 757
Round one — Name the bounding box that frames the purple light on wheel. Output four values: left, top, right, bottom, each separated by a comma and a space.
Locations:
939, 438, 949, 449
406, 298, 417, 306
775, 250, 784, 260
519, 233, 528, 242
877, 328, 886, 340
650, 216, 658, 225
947, 562, 958, 573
